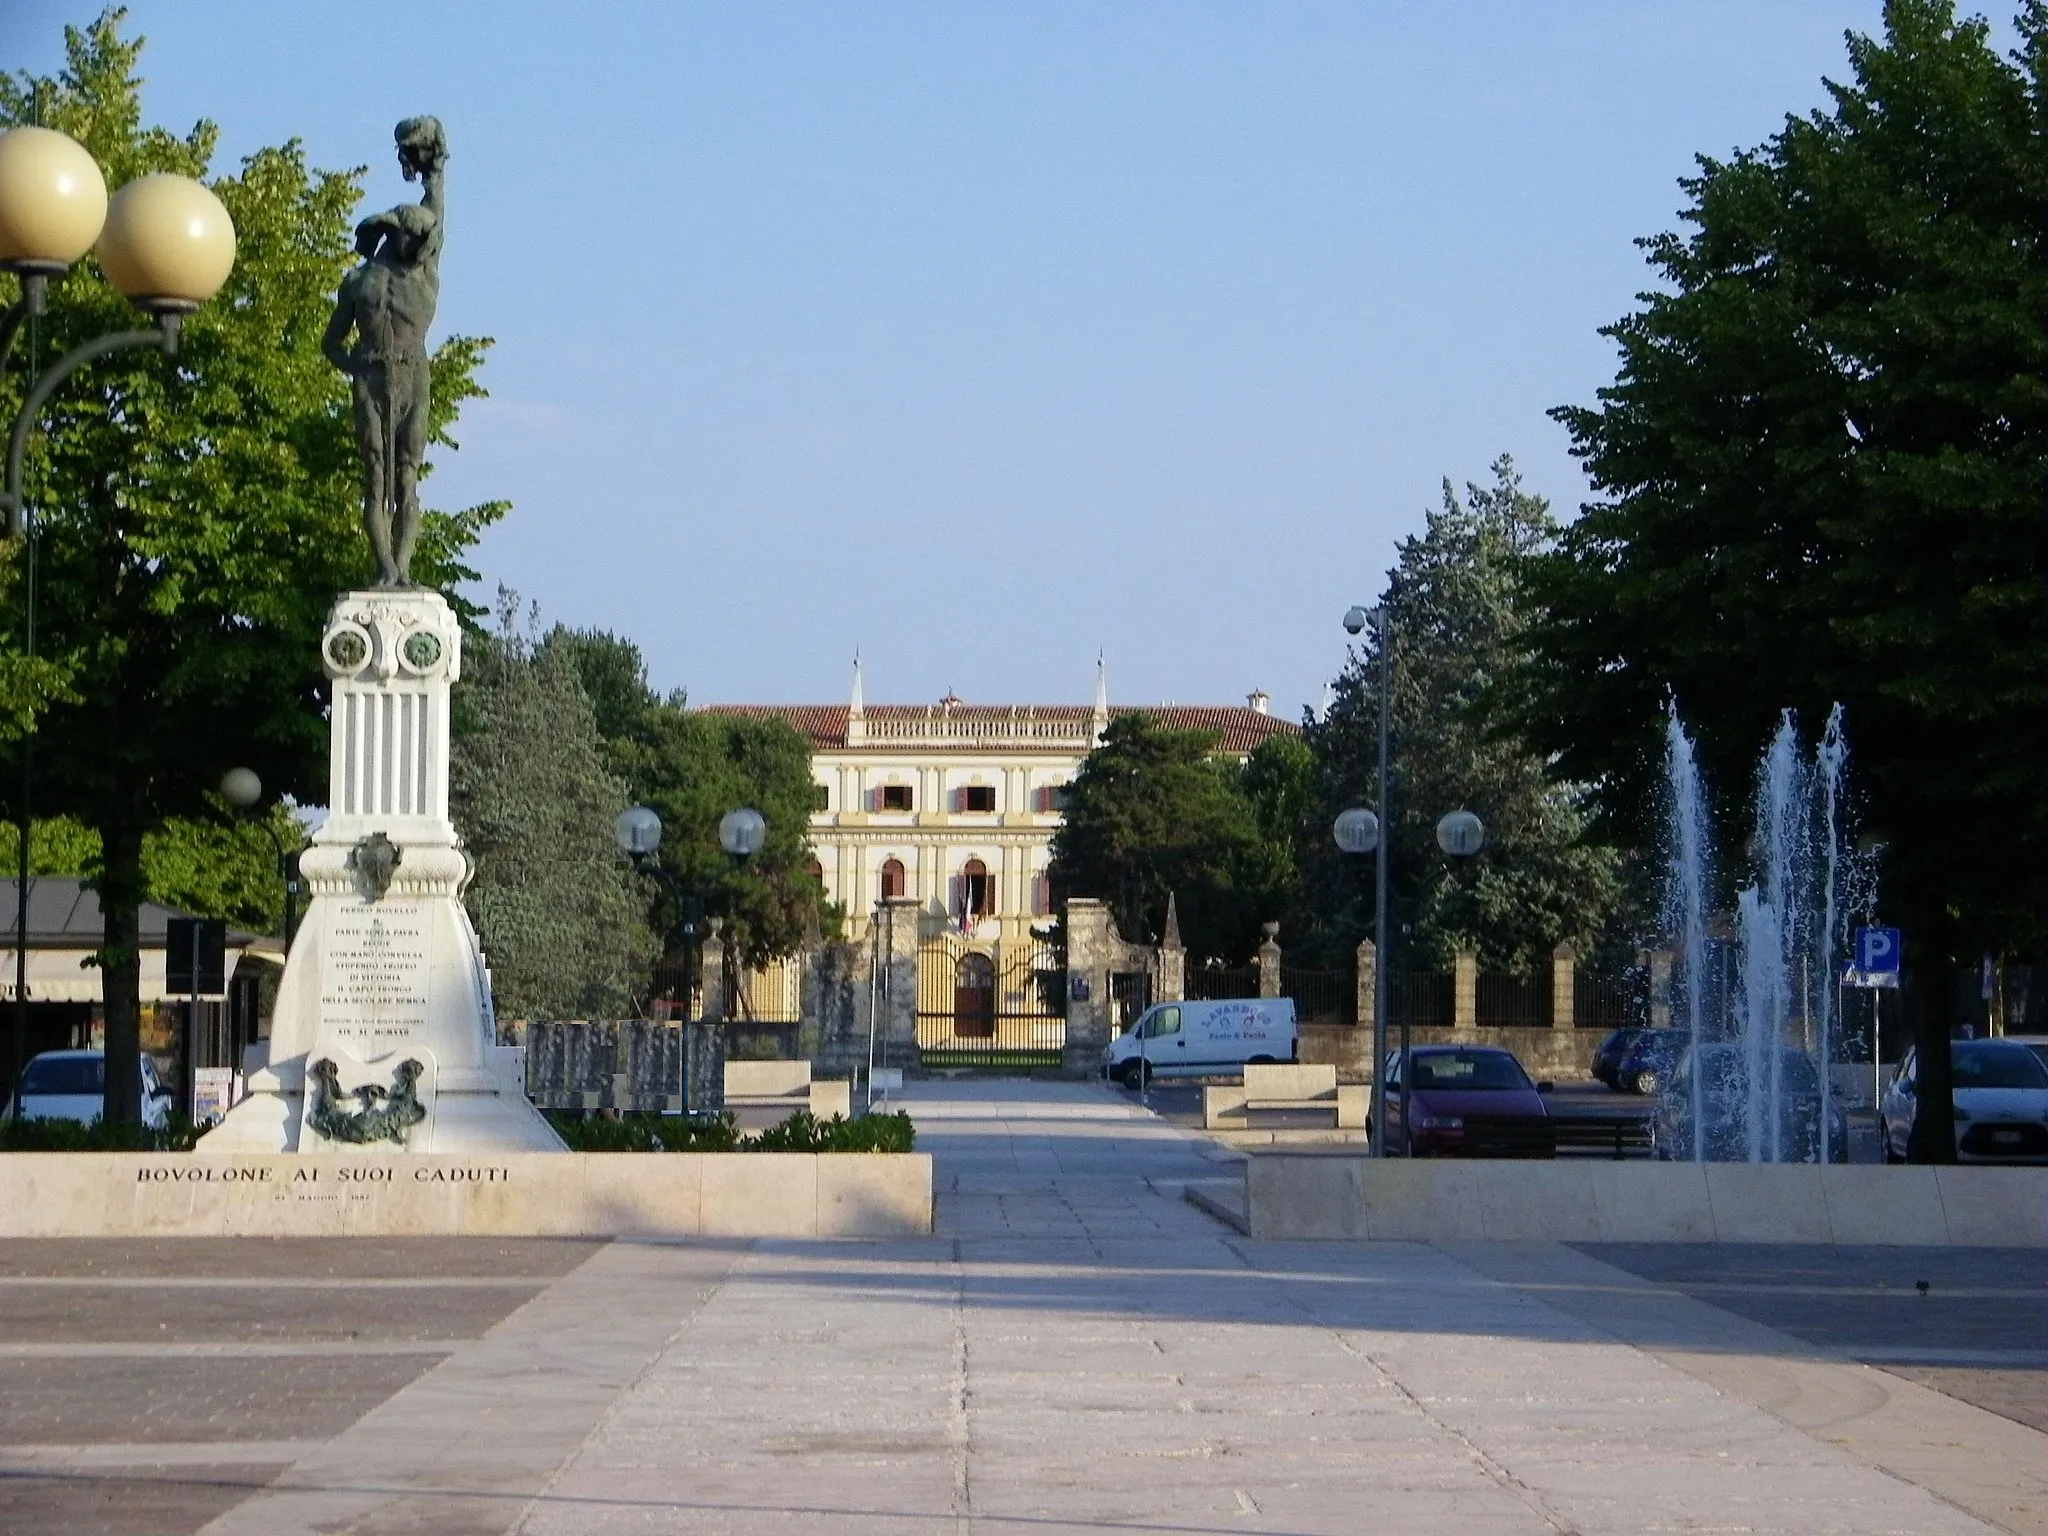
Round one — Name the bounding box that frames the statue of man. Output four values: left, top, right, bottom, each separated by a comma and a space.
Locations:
322, 117, 447, 587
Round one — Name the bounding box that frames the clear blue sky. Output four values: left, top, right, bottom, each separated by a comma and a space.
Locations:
5, 2, 1949, 717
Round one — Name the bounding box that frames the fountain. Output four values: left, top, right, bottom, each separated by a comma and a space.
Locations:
1661, 704, 1871, 1162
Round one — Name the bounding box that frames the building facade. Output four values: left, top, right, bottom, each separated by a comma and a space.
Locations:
707, 662, 1297, 947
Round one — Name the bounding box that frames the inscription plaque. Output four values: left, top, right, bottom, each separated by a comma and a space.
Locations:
321, 903, 431, 1048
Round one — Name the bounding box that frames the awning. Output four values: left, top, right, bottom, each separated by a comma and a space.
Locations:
0, 947, 245, 1003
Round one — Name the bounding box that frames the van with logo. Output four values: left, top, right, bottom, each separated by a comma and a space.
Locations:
1103, 998, 1297, 1086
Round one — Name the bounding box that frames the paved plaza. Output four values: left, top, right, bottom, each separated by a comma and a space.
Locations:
2, 1079, 2044, 1534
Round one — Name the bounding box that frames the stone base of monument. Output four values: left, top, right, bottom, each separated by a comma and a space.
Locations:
199, 587, 566, 1156
0, 1152, 932, 1238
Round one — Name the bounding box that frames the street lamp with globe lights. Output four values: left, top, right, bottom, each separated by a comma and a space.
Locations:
613, 805, 768, 1022
1333, 601, 1488, 1154
218, 768, 302, 953
0, 125, 236, 1123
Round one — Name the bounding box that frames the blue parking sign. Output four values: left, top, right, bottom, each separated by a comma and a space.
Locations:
1855, 927, 1901, 973
1844, 926, 1902, 988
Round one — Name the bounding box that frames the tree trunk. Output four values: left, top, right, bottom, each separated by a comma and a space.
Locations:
1904, 967, 1956, 1164
97, 820, 145, 1126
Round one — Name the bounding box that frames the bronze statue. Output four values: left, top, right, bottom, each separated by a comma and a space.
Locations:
323, 117, 447, 587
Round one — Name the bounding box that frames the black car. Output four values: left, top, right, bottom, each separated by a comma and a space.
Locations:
1614, 1029, 1688, 1095
1590, 1028, 1650, 1090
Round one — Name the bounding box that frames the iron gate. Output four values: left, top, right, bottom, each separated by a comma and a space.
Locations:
916, 935, 1066, 1069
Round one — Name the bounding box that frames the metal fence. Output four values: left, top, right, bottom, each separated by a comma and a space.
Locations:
915, 935, 1066, 1069
1388, 971, 1454, 1029
1191, 963, 1259, 1000
1574, 970, 1648, 1030
1281, 967, 1353, 1026
1475, 971, 1549, 1028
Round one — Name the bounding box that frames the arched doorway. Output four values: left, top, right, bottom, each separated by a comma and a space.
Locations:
953, 952, 996, 1038
879, 858, 906, 899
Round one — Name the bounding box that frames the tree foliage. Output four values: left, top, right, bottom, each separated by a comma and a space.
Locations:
1049, 713, 1292, 962
1518, 0, 2047, 965
0, 11, 501, 1117
1301, 460, 1626, 973
537, 627, 831, 966
23, 808, 305, 933
449, 610, 652, 1020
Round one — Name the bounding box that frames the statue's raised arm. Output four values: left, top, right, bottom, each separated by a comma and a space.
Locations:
327, 116, 448, 587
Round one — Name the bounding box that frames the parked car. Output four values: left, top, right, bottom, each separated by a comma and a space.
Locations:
2007, 1036, 2048, 1075
1878, 1040, 2048, 1165
1377, 1044, 1554, 1157
1651, 1044, 1847, 1163
1104, 998, 1296, 1087
1614, 1029, 1688, 1095
1590, 1027, 1655, 1090
3, 1049, 172, 1130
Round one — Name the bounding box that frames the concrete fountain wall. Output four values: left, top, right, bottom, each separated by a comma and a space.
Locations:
1230, 1155, 2048, 1245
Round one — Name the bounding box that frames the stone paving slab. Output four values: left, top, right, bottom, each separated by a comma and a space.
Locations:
7, 1082, 2044, 1535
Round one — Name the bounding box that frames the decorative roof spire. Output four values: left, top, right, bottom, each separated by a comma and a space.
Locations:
1091, 652, 1108, 745
847, 651, 865, 745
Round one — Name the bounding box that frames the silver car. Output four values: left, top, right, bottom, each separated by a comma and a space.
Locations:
1880, 1040, 2048, 1164
4, 1049, 172, 1130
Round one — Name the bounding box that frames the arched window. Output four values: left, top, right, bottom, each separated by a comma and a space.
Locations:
961, 858, 992, 917
879, 858, 906, 900
953, 952, 995, 1038
805, 858, 824, 886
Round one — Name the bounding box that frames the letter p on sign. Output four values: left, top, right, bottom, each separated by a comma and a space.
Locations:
1855, 927, 1901, 974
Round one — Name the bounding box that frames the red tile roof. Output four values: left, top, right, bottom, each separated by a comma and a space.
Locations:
700, 703, 1298, 756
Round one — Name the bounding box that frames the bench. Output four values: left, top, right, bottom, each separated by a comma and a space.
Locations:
1203, 1063, 1367, 1133
722, 1061, 853, 1124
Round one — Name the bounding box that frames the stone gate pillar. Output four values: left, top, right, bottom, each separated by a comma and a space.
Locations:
875, 896, 922, 1071
1063, 898, 1116, 1074
1257, 923, 1282, 998
1550, 944, 1576, 1031
1453, 949, 1479, 1033
1355, 939, 1377, 1032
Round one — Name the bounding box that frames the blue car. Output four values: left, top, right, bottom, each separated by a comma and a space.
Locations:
1652, 1044, 1847, 1163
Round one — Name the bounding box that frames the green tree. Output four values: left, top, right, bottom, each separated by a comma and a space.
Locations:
1302, 459, 1624, 973
449, 615, 651, 1020
23, 809, 305, 933
536, 626, 831, 966
1049, 713, 1288, 962
1522, 2, 2046, 973
0, 12, 501, 1119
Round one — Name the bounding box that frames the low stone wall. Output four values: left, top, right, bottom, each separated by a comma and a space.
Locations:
1241, 1155, 2048, 1245
1299, 1025, 1605, 1082
0, 1152, 931, 1239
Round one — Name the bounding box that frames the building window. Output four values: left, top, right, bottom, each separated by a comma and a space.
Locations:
1031, 874, 1051, 916
961, 858, 993, 918
812, 783, 830, 811
806, 858, 824, 885
962, 784, 995, 813
880, 784, 913, 812
880, 858, 907, 899
1050, 783, 1073, 811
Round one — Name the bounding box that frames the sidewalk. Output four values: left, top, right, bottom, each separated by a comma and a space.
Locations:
7, 1079, 2041, 1535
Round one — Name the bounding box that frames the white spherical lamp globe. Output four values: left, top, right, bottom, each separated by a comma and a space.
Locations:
614, 805, 663, 858
219, 767, 263, 810
1435, 809, 1487, 858
1332, 807, 1380, 855
96, 173, 236, 313
0, 126, 108, 270
719, 807, 767, 859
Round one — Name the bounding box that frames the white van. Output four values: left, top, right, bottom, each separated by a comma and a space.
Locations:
1104, 998, 1297, 1085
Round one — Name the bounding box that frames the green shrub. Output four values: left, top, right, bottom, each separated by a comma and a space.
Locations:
0, 1114, 207, 1152
542, 1107, 914, 1153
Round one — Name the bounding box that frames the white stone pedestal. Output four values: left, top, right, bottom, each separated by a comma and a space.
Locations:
201, 590, 564, 1154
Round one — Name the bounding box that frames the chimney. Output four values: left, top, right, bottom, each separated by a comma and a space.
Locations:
1246, 689, 1271, 716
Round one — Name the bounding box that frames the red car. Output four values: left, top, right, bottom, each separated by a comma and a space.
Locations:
1378, 1045, 1556, 1157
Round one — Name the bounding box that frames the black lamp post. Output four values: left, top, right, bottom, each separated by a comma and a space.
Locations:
1337, 603, 1487, 1154
0, 126, 237, 1122
613, 804, 768, 1021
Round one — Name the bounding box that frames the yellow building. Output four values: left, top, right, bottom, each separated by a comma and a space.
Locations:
708, 660, 1296, 946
